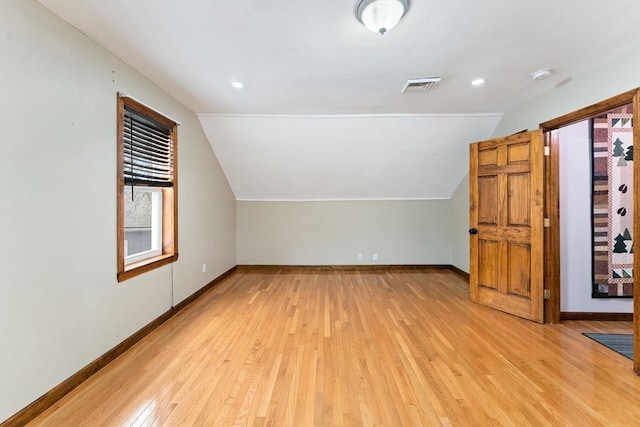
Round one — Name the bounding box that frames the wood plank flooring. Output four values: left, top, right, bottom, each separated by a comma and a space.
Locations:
29, 267, 639, 426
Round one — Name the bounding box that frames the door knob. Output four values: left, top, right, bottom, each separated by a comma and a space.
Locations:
468, 228, 478, 235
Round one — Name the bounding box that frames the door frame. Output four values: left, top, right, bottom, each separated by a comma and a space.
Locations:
539, 87, 639, 374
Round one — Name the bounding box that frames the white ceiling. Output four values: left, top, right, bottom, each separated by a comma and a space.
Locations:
38, 0, 640, 199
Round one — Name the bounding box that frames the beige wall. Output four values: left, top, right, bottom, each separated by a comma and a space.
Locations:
0, 0, 236, 422
450, 178, 470, 273
237, 200, 452, 265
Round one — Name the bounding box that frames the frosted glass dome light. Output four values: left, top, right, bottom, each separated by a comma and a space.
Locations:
356, 0, 410, 35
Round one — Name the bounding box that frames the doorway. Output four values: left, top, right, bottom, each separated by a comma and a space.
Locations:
557, 114, 633, 312
540, 88, 639, 374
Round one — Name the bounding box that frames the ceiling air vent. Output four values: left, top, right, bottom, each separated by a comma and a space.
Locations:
401, 77, 442, 93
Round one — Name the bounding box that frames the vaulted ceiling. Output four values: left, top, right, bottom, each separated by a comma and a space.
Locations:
39, 0, 640, 200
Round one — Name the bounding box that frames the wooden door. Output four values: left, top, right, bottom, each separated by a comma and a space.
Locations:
469, 130, 545, 323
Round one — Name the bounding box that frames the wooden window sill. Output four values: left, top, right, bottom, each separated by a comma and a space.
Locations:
118, 253, 178, 282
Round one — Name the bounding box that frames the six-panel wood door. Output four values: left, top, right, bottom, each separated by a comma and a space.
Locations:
469, 130, 545, 323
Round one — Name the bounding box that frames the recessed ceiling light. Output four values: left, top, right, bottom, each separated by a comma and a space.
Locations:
532, 68, 553, 80
231, 81, 244, 89
471, 78, 485, 86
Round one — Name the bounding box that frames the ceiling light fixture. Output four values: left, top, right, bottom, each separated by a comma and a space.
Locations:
471, 78, 485, 86
231, 81, 244, 89
356, 0, 410, 35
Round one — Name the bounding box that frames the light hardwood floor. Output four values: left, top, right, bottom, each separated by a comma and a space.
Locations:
29, 267, 638, 426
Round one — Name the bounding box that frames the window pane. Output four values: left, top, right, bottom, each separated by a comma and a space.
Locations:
124, 186, 153, 257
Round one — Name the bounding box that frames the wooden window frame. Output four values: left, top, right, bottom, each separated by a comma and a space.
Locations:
117, 95, 178, 282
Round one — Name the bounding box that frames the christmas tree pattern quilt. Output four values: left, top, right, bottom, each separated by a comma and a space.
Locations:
592, 112, 633, 297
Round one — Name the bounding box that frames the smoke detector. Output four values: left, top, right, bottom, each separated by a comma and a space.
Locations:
532, 68, 553, 80
401, 77, 442, 93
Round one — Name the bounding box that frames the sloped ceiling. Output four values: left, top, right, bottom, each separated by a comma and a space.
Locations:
200, 114, 502, 200
38, 0, 640, 199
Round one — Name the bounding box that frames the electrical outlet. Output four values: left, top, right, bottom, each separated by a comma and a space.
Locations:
372, 253, 378, 261
202, 263, 207, 273
357, 253, 363, 261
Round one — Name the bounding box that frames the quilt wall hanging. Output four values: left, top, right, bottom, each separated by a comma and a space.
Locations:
592, 111, 634, 298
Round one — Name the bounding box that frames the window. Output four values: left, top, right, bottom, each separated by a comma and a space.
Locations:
117, 95, 178, 281
124, 186, 162, 264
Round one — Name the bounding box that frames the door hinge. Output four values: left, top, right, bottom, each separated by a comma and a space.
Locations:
544, 146, 550, 156
544, 218, 550, 228
544, 289, 551, 299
